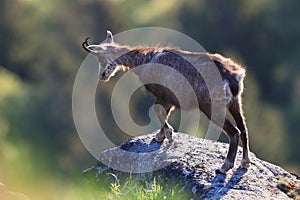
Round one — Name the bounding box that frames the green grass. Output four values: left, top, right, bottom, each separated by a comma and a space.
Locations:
81, 171, 194, 200
106, 175, 175, 200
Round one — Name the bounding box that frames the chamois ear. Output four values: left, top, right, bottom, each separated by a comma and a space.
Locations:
106, 30, 114, 43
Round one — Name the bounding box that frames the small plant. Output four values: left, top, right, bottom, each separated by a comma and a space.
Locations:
106, 175, 176, 200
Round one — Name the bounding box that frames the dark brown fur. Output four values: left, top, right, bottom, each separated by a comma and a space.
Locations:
84, 31, 251, 173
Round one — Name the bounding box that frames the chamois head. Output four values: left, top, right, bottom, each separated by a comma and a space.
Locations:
82, 30, 120, 81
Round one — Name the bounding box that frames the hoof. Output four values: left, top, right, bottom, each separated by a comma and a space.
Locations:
218, 159, 234, 174
215, 169, 227, 174
164, 126, 174, 143
241, 158, 251, 168
155, 132, 165, 143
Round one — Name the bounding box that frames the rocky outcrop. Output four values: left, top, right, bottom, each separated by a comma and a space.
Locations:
84, 131, 300, 199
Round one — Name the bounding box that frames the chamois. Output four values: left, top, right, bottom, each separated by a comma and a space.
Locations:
82, 30, 250, 173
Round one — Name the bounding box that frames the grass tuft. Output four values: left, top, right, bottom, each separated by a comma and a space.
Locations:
106, 175, 176, 200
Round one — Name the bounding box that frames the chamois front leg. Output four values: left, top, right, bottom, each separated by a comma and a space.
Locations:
153, 103, 174, 143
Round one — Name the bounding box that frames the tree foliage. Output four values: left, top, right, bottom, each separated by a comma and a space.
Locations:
0, 0, 299, 198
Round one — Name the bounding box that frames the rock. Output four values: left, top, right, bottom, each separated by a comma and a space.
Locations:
84, 131, 300, 199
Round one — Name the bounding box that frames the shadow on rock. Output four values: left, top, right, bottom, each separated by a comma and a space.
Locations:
120, 138, 163, 153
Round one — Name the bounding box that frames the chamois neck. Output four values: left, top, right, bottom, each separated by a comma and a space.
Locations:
114, 47, 156, 69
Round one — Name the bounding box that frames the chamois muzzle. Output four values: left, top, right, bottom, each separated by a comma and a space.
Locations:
82, 37, 91, 52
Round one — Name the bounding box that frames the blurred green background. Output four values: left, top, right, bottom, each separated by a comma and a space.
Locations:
0, 0, 299, 199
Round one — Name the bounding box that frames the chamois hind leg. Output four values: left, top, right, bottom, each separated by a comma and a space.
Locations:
153, 103, 174, 143
228, 97, 251, 168
201, 104, 240, 173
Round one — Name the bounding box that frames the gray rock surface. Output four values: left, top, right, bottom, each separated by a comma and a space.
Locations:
84, 131, 300, 199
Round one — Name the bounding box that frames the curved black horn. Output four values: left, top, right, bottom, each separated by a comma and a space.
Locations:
82, 37, 91, 52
